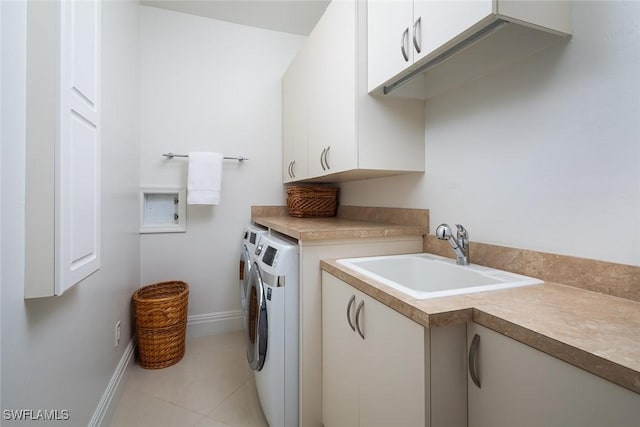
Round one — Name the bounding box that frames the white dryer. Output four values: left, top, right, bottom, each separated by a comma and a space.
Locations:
246, 233, 299, 427
239, 224, 268, 331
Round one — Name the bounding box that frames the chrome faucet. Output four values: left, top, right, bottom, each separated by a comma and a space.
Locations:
435, 223, 469, 265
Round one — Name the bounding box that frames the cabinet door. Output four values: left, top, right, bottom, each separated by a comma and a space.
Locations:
413, 0, 492, 62
367, 0, 414, 91
307, 0, 357, 178
358, 291, 425, 427
322, 274, 359, 427
57, 0, 101, 294
468, 323, 640, 427
282, 47, 308, 183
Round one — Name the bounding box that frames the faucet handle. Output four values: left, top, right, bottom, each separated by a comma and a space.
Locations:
455, 224, 468, 238
455, 224, 468, 248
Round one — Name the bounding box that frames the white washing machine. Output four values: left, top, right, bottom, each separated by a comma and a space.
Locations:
245, 233, 299, 427
239, 224, 268, 331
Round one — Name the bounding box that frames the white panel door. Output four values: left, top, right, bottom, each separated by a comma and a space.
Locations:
56, 0, 101, 294
358, 291, 425, 427
322, 273, 359, 427
307, 0, 357, 178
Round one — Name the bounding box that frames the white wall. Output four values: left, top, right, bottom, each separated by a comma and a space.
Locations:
341, 1, 640, 266
1, 1, 140, 423
139, 7, 304, 329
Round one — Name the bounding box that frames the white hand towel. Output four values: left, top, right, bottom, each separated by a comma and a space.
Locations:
187, 152, 223, 205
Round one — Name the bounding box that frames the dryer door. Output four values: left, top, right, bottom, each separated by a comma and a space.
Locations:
239, 245, 251, 316
246, 262, 268, 371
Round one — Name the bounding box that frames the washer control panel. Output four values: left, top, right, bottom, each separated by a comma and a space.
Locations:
263, 246, 278, 267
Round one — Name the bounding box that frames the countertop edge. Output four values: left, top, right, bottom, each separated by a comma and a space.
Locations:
253, 215, 427, 242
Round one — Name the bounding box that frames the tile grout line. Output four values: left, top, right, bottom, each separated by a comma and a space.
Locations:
207, 377, 255, 415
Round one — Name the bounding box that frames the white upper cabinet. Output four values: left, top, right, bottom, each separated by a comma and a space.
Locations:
368, 0, 573, 99
282, 0, 425, 183
306, 1, 357, 178
25, 0, 101, 298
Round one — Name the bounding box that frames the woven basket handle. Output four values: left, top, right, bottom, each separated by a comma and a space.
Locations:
145, 308, 170, 320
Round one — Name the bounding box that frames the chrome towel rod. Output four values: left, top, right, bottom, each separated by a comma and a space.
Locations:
162, 152, 248, 162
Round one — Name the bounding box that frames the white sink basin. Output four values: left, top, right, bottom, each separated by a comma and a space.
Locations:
337, 253, 542, 299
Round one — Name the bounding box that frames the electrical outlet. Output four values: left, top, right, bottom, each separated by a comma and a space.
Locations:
115, 321, 121, 347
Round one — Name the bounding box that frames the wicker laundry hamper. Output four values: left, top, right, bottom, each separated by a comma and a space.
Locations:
133, 281, 189, 369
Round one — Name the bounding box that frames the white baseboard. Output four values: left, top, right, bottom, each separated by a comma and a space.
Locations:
187, 310, 244, 338
89, 338, 135, 427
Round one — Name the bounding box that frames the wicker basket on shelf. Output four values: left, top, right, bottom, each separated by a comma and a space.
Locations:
133, 281, 189, 369
286, 186, 338, 218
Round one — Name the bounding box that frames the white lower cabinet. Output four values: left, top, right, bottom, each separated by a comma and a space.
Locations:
322, 272, 468, 427
322, 272, 425, 427
468, 323, 640, 427
297, 237, 423, 427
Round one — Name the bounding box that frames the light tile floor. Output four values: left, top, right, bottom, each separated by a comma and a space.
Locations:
109, 332, 268, 427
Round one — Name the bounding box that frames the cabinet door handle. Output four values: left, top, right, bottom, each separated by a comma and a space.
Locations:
324, 146, 331, 170
346, 295, 356, 331
291, 160, 295, 178
413, 17, 422, 54
320, 148, 327, 171
469, 333, 481, 388
400, 27, 409, 62
355, 300, 365, 340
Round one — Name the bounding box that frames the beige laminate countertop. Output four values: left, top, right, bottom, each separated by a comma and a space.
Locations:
321, 259, 640, 395
253, 216, 426, 241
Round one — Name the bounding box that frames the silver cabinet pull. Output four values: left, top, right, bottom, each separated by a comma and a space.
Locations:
291, 160, 295, 178
469, 333, 481, 388
413, 17, 422, 54
320, 148, 327, 171
346, 295, 356, 331
324, 146, 331, 170
288, 161, 293, 178
400, 27, 410, 62
355, 300, 365, 340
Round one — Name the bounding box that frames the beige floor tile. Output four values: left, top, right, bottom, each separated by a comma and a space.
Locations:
192, 417, 232, 427
110, 331, 267, 427
109, 387, 205, 427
